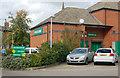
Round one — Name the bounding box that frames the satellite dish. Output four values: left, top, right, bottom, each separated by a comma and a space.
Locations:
80, 19, 84, 24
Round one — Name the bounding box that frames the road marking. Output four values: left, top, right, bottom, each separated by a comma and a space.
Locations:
39, 69, 47, 70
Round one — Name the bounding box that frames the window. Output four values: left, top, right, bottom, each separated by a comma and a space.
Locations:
31, 49, 37, 53
25, 49, 29, 53
97, 49, 111, 53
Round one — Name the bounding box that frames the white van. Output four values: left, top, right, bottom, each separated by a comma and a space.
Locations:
25, 48, 40, 54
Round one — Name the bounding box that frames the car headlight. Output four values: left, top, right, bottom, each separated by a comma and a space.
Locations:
80, 56, 85, 59
67, 55, 70, 59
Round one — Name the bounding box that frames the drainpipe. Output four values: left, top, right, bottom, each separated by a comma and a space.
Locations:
105, 9, 106, 25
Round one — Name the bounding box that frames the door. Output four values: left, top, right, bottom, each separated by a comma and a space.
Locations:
115, 42, 120, 56
91, 42, 101, 53
80, 41, 89, 48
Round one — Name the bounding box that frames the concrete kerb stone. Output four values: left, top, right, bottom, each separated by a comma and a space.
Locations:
26, 62, 63, 70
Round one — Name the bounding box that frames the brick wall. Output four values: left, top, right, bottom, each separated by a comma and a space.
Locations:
30, 25, 48, 48
91, 9, 120, 48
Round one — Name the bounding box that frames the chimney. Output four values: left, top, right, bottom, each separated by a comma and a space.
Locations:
62, 2, 65, 10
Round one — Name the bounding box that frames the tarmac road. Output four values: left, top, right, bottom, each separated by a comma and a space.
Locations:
2, 62, 118, 76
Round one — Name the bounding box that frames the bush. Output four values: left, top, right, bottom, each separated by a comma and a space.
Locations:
2, 54, 26, 70
39, 49, 59, 65
52, 42, 69, 62
6, 48, 12, 55
2, 41, 69, 69
27, 53, 42, 67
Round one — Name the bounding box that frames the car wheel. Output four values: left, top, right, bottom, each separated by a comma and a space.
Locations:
85, 58, 88, 65
112, 62, 116, 66
67, 63, 71, 65
94, 62, 97, 65
116, 60, 118, 63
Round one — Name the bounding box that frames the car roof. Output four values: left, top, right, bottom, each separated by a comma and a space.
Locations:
97, 48, 112, 50
26, 48, 38, 49
76, 48, 88, 49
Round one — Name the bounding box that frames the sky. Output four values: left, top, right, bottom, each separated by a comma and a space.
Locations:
0, 0, 103, 28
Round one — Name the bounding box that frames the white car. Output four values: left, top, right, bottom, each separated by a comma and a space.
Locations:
94, 48, 118, 66
25, 48, 40, 54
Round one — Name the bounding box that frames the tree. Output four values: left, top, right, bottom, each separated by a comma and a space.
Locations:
2, 31, 11, 48
61, 27, 84, 52
8, 10, 31, 46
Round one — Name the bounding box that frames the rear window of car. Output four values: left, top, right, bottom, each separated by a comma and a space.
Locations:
97, 49, 111, 53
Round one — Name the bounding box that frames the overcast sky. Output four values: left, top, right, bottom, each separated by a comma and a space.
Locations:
0, 0, 103, 28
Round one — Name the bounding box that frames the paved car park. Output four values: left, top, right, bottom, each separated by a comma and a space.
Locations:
2, 62, 118, 76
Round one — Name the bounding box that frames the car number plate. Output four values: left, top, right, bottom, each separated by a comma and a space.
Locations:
100, 55, 107, 56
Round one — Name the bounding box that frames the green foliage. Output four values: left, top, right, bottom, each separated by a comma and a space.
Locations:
61, 27, 83, 51
8, 10, 31, 46
2, 54, 26, 70
52, 42, 69, 62
2, 42, 69, 69
26, 54, 42, 67
6, 48, 12, 55
40, 41, 50, 50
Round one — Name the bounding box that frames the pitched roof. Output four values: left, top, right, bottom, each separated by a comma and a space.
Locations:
33, 7, 103, 29
88, 2, 119, 12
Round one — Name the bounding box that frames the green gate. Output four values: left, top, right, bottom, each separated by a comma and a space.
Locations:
91, 42, 101, 53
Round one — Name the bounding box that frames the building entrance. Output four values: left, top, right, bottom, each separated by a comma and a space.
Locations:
91, 42, 102, 53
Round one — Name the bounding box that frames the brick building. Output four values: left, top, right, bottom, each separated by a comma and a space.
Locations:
30, 2, 120, 55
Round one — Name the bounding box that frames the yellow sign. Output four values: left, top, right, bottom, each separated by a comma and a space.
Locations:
22, 53, 26, 57
60, 39, 63, 43
12, 50, 15, 53
12, 40, 14, 44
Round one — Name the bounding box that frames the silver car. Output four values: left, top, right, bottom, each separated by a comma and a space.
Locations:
67, 48, 94, 65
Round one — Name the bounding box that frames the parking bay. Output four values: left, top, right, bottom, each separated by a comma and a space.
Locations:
3, 62, 118, 76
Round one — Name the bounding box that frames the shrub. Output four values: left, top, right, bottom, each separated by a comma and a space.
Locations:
39, 49, 59, 65
2, 54, 26, 70
52, 42, 69, 62
27, 53, 42, 67
6, 48, 12, 55
2, 41, 69, 70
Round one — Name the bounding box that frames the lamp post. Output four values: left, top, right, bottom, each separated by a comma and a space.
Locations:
12, 32, 14, 48
50, 15, 55, 48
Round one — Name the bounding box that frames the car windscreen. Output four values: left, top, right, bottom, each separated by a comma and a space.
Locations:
71, 49, 87, 54
97, 49, 111, 53
25, 49, 29, 53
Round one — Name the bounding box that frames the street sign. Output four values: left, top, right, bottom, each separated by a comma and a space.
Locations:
12, 40, 14, 44
12, 46, 26, 58
12, 54, 21, 57
12, 53, 26, 57
12, 46, 25, 50
87, 33, 97, 37
12, 50, 25, 54
60, 39, 63, 43
12, 50, 15, 53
